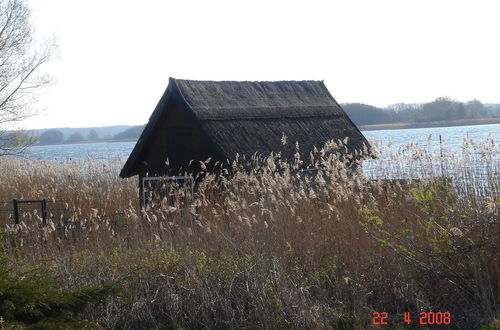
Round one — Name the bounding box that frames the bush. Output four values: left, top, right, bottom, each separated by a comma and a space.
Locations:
0, 234, 118, 329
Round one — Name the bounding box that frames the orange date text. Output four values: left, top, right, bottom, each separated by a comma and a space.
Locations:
372, 311, 451, 325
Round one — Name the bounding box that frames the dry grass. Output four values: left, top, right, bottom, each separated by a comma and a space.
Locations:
0, 137, 498, 329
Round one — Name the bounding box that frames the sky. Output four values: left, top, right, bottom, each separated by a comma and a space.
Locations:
19, 0, 500, 129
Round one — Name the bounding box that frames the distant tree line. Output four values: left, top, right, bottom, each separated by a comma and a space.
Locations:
6, 96, 500, 147
36, 125, 145, 145
113, 126, 145, 140
342, 97, 500, 126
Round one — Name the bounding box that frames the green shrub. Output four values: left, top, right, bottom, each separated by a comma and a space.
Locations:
0, 235, 117, 329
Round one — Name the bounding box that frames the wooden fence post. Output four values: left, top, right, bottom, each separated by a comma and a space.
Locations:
13, 199, 19, 225
41, 199, 48, 225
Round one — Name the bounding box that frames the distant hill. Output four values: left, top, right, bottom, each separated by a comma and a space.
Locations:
27, 125, 134, 140
8, 125, 146, 145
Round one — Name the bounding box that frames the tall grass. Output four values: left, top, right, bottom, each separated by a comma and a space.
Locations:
0, 137, 498, 329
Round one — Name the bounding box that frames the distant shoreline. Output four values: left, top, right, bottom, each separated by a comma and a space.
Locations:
359, 117, 500, 131
32, 118, 500, 147
35, 138, 137, 147
74, 138, 138, 144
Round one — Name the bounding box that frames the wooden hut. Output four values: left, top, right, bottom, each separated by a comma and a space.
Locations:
120, 78, 370, 204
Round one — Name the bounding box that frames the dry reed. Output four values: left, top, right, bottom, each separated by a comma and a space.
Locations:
0, 137, 498, 329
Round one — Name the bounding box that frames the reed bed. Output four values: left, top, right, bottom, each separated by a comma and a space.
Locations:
0, 137, 498, 329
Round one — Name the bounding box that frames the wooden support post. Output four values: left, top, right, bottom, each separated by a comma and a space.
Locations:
41, 199, 48, 225
13, 199, 19, 225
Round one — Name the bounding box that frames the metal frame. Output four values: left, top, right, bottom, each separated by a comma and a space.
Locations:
13, 199, 48, 225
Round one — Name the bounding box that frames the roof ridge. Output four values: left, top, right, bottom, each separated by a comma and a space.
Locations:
199, 113, 341, 121
171, 77, 194, 110
173, 78, 325, 84
192, 104, 335, 109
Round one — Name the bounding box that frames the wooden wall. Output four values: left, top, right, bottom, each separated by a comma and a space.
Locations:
136, 98, 216, 177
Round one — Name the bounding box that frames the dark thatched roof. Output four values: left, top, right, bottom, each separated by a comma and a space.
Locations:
120, 78, 370, 178
175, 79, 342, 120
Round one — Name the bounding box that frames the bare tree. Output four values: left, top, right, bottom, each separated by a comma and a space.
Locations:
0, 0, 55, 155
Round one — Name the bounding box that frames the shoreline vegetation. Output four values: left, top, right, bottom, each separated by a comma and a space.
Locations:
0, 137, 498, 328
343, 97, 500, 129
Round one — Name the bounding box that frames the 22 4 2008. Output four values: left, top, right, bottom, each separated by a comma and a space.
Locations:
372, 311, 451, 325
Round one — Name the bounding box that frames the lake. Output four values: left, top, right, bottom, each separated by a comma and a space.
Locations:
25, 140, 135, 161
363, 123, 499, 155
24, 123, 499, 161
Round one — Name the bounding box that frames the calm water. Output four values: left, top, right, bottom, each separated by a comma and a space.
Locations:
362, 124, 499, 181
24, 124, 499, 161
25, 141, 136, 161
363, 123, 499, 155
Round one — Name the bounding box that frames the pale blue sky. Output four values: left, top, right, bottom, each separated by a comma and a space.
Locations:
22, 0, 500, 129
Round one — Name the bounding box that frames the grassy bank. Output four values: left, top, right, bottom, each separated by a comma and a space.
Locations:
359, 117, 500, 131
0, 138, 498, 329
